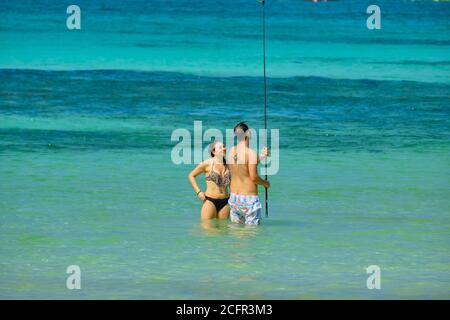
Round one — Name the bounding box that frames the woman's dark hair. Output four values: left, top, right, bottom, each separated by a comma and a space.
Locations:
209, 141, 226, 165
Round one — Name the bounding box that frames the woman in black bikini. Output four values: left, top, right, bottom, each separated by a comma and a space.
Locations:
188, 141, 231, 220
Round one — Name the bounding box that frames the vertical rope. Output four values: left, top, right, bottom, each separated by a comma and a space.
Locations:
262, 0, 269, 218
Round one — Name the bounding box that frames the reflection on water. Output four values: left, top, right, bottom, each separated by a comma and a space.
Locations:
199, 219, 230, 236
227, 223, 260, 239
197, 219, 262, 239
190, 220, 261, 274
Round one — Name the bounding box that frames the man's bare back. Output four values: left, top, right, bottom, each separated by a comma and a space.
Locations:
228, 144, 269, 196
227, 122, 270, 225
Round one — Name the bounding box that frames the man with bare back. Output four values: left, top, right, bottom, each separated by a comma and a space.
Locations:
227, 122, 270, 225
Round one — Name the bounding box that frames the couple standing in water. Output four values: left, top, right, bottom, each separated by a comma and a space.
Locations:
188, 122, 270, 225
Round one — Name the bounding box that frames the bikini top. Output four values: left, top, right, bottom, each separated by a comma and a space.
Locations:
205, 161, 231, 189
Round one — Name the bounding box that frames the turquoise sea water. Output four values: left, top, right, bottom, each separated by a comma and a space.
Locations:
1, 0, 449, 299
1, 0, 450, 82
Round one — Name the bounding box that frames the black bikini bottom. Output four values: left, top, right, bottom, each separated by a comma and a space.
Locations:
205, 196, 230, 212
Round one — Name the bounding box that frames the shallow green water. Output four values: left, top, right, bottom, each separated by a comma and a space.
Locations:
1, 148, 449, 299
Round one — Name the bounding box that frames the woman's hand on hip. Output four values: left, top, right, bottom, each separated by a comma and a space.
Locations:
198, 191, 206, 201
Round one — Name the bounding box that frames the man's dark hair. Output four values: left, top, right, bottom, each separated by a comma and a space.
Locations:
233, 122, 249, 134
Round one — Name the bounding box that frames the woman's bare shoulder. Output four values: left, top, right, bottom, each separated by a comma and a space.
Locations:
201, 158, 213, 170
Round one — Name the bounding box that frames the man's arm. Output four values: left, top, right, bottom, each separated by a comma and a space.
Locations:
248, 150, 270, 189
